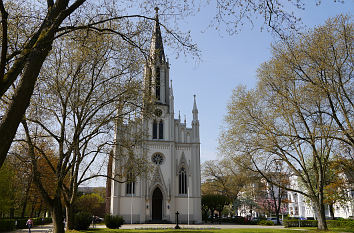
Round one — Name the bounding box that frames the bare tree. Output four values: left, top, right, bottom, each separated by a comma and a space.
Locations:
17, 28, 148, 233
219, 15, 352, 230
0, 0, 198, 169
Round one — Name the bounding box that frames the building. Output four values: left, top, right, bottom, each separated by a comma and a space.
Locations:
109, 8, 202, 223
288, 175, 354, 219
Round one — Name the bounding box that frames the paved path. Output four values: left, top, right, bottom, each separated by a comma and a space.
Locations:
105, 223, 285, 230
5, 224, 53, 233
7, 223, 286, 232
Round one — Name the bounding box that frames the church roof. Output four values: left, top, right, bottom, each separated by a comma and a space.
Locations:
149, 7, 166, 64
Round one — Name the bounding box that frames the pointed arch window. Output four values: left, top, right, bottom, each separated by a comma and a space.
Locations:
159, 120, 163, 139
156, 68, 160, 100
152, 119, 163, 140
178, 167, 187, 194
126, 172, 135, 195
153, 120, 158, 139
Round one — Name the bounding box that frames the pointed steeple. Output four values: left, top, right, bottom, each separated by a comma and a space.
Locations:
193, 95, 198, 121
150, 7, 165, 64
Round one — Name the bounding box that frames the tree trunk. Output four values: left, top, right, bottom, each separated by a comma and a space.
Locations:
65, 204, 75, 230
51, 198, 65, 233
315, 202, 328, 230
329, 204, 335, 220
21, 175, 33, 218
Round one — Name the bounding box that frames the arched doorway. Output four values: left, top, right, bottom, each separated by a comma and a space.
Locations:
152, 187, 163, 220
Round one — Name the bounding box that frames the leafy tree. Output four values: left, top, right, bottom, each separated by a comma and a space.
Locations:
0, 161, 16, 216
75, 193, 104, 216
219, 15, 352, 230
202, 158, 250, 204
201, 194, 229, 219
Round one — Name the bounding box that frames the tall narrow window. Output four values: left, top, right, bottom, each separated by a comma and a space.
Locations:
179, 167, 187, 194
153, 120, 157, 139
159, 120, 163, 139
156, 68, 160, 100
126, 173, 135, 195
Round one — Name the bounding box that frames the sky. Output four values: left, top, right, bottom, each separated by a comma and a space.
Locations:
165, 1, 353, 163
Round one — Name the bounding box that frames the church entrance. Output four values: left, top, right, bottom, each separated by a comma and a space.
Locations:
152, 187, 163, 221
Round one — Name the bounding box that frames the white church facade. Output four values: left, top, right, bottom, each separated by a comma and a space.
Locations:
109, 9, 202, 223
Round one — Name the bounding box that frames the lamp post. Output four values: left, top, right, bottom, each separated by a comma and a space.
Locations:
175, 211, 180, 229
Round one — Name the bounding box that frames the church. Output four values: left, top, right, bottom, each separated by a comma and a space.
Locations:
109, 9, 202, 224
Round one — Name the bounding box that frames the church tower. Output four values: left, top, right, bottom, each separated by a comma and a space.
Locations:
110, 8, 202, 223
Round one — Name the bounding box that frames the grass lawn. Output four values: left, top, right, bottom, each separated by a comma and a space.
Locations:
70, 227, 354, 233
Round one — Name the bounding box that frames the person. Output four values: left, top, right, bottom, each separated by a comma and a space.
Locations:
26, 218, 33, 233
92, 216, 96, 228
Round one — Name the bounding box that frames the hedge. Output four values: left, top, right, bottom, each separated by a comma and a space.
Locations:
284, 219, 354, 228
74, 212, 91, 230
104, 214, 124, 229
327, 219, 354, 228
283, 220, 317, 227
0, 219, 16, 232
258, 220, 275, 226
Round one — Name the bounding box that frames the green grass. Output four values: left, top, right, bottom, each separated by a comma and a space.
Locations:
68, 227, 354, 233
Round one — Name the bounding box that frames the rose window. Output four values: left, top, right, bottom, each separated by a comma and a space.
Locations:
152, 153, 164, 165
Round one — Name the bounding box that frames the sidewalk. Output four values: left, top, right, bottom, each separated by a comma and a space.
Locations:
6, 223, 285, 232
5, 224, 53, 233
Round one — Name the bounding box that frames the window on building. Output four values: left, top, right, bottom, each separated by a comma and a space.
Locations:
156, 68, 160, 100
126, 173, 135, 195
179, 167, 187, 194
153, 120, 157, 139
152, 119, 164, 140
159, 120, 163, 139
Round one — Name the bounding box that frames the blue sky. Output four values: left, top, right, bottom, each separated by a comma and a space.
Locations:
166, 1, 353, 163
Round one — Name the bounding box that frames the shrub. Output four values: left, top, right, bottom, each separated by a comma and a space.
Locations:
74, 212, 92, 230
327, 219, 354, 228
258, 220, 275, 226
233, 216, 247, 224
104, 214, 124, 229
283, 220, 317, 227
0, 219, 16, 232
15, 219, 27, 229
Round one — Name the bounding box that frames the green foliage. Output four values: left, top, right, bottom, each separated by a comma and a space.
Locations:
327, 219, 354, 228
75, 193, 105, 215
0, 162, 16, 214
74, 212, 92, 230
104, 214, 124, 229
284, 219, 354, 228
0, 219, 16, 232
283, 220, 317, 227
202, 194, 230, 217
258, 220, 275, 226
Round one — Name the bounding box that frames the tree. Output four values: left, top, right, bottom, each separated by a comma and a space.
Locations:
0, 160, 17, 217
0, 0, 198, 169
18, 27, 148, 233
219, 15, 352, 230
202, 158, 252, 216
206, 0, 348, 37
75, 193, 104, 216
201, 194, 229, 220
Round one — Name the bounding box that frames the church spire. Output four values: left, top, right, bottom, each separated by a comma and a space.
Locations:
150, 7, 165, 64
193, 95, 198, 121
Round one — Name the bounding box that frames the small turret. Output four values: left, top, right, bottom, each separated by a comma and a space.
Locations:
192, 95, 200, 143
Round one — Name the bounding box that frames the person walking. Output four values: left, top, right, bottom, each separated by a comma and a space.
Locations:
26, 218, 33, 233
